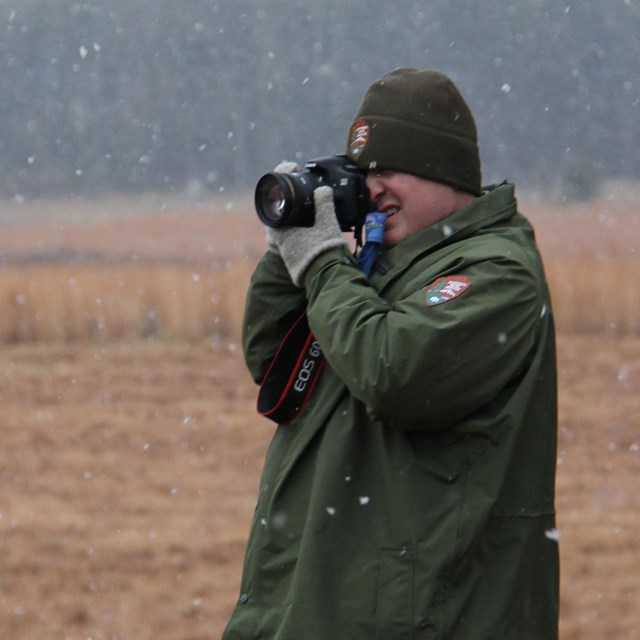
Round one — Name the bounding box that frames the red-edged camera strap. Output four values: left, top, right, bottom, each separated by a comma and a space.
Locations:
257, 311, 325, 425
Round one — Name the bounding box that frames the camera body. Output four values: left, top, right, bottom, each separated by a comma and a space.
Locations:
254, 154, 372, 233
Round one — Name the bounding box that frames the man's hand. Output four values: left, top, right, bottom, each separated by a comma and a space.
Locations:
271, 186, 347, 287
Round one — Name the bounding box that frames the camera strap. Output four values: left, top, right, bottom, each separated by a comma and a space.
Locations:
257, 311, 325, 425
257, 213, 385, 425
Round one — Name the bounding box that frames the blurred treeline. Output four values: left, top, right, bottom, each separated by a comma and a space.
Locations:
1, 0, 638, 199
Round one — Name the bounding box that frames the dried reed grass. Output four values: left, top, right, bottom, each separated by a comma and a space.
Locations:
0, 253, 637, 343
546, 256, 640, 336
0, 262, 254, 344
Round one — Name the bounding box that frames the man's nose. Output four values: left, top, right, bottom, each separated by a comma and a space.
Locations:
365, 173, 385, 201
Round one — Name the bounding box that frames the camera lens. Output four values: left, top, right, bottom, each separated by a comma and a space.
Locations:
266, 184, 286, 217
255, 174, 294, 227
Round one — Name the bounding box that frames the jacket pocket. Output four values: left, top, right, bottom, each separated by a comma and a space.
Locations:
376, 547, 414, 640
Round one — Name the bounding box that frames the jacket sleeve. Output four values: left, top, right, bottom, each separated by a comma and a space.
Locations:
242, 251, 308, 384
303, 246, 547, 431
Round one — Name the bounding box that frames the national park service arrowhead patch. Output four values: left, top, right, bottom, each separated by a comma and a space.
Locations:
425, 276, 471, 306
349, 118, 370, 158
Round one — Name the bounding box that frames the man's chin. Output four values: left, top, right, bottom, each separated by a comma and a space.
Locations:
382, 235, 398, 249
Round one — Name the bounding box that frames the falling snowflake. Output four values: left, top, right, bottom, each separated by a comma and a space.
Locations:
545, 528, 560, 541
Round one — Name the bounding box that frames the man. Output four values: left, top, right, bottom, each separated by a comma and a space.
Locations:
222, 68, 559, 639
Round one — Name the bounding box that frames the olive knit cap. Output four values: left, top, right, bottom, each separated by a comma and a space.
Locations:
346, 68, 482, 196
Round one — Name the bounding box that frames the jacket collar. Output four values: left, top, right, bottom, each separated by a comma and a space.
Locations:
373, 182, 518, 280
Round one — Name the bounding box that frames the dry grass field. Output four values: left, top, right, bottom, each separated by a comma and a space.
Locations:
0, 184, 639, 639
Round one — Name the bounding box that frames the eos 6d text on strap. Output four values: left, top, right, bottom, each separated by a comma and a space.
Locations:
257, 311, 325, 425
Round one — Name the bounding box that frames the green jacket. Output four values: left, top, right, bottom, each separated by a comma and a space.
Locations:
223, 184, 559, 639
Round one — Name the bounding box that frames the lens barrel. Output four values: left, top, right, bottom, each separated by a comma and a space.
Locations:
254, 172, 315, 228
254, 174, 293, 227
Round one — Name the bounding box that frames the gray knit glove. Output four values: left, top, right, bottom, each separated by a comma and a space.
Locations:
265, 161, 300, 254
271, 186, 347, 287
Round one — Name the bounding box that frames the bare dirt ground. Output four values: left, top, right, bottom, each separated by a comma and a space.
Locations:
0, 338, 268, 640
2, 183, 639, 266
0, 193, 263, 266
0, 335, 638, 639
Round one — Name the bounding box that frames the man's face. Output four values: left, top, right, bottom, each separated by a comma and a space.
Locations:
365, 170, 467, 248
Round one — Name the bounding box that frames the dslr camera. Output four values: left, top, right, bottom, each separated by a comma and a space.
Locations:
254, 155, 372, 234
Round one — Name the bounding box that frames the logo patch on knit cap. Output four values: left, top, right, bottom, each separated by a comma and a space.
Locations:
425, 276, 471, 306
349, 118, 370, 158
